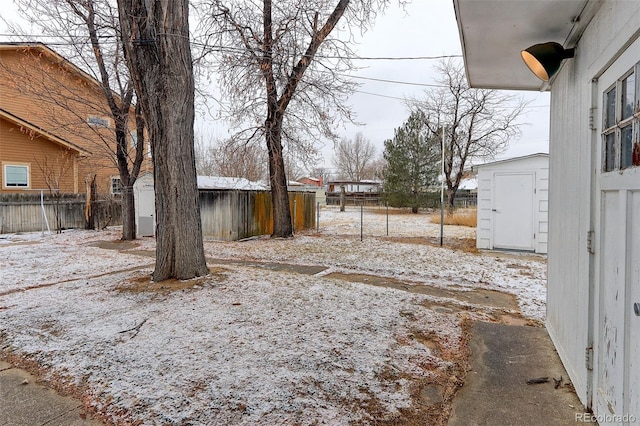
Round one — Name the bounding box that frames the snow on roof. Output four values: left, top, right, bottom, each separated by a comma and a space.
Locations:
472, 153, 549, 170
197, 176, 267, 191
459, 177, 478, 190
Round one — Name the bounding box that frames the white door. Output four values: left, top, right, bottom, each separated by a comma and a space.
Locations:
593, 39, 640, 424
493, 172, 535, 251
137, 183, 155, 237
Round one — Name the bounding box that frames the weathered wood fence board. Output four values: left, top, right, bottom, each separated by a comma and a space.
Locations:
1, 191, 316, 240
199, 190, 316, 241
0, 194, 121, 234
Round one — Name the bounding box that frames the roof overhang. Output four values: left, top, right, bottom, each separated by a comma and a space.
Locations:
0, 108, 90, 156
453, 0, 601, 91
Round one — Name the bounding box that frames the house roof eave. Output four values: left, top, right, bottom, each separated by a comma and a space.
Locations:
0, 108, 91, 156
453, 0, 599, 90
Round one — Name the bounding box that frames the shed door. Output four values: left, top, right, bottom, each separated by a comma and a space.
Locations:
492, 172, 534, 251
593, 41, 639, 422
137, 183, 155, 237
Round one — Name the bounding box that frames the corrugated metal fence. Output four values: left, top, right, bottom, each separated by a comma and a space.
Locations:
199, 190, 316, 241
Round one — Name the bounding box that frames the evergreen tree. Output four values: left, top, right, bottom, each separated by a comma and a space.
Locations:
383, 111, 440, 213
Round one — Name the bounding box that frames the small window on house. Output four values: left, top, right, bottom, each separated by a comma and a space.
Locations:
111, 176, 122, 195
87, 115, 110, 128
3, 164, 30, 188
602, 63, 640, 171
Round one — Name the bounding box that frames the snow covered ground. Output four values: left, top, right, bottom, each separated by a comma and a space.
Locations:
0, 206, 546, 425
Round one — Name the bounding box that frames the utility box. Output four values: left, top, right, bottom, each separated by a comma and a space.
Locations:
473, 153, 549, 253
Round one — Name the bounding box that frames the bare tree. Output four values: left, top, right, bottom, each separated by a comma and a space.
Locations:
195, 136, 268, 181
35, 148, 76, 233
194, 134, 218, 177
333, 132, 377, 180
4, 0, 147, 241
118, 0, 209, 281
216, 141, 269, 182
196, 0, 393, 237
409, 59, 527, 209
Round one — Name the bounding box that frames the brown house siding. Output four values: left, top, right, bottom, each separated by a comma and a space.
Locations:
0, 44, 151, 197
0, 117, 78, 192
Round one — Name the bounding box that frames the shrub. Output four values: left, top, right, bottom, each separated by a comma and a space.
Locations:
430, 208, 477, 227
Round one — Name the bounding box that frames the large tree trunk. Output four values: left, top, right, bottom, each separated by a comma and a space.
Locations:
121, 188, 136, 240
118, 0, 209, 281
266, 121, 293, 238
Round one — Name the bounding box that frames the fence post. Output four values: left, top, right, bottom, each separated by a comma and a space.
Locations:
293, 198, 297, 233
316, 201, 320, 233
360, 203, 363, 242
386, 201, 389, 236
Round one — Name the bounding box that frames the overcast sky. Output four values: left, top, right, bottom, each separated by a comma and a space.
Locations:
333, 0, 550, 167
2, 0, 550, 170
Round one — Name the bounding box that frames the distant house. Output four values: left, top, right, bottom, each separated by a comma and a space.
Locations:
455, 0, 639, 420
326, 180, 382, 206
473, 154, 549, 254
0, 42, 150, 196
327, 180, 381, 193
297, 176, 323, 188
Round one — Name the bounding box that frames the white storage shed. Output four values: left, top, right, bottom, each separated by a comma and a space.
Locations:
133, 172, 155, 237
474, 153, 549, 254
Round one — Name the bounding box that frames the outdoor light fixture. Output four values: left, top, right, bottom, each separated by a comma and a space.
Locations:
521, 42, 575, 81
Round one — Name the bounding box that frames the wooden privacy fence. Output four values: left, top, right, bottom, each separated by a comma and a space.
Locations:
199, 190, 316, 241
0, 194, 121, 234
1, 191, 316, 239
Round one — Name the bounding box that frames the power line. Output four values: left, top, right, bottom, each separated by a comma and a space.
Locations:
353, 90, 407, 100
349, 74, 447, 88
0, 33, 460, 62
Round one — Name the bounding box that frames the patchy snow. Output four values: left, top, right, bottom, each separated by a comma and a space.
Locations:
0, 206, 546, 424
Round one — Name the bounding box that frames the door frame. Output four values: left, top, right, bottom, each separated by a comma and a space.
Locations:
492, 171, 536, 251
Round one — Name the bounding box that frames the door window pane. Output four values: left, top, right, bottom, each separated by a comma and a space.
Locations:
620, 125, 633, 169
604, 132, 616, 171
634, 125, 640, 167
622, 72, 635, 120
605, 88, 616, 128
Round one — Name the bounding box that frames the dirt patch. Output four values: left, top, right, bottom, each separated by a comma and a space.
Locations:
381, 236, 479, 253
86, 240, 140, 251
483, 250, 546, 262
324, 272, 518, 311
117, 267, 228, 293
209, 258, 327, 276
